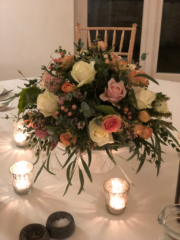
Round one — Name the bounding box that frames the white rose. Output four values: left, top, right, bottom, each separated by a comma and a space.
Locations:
127, 64, 136, 70
89, 119, 114, 147
132, 86, 156, 110
71, 61, 96, 88
37, 90, 59, 117
154, 102, 169, 113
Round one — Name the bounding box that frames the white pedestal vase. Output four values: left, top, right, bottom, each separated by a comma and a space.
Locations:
57, 142, 129, 174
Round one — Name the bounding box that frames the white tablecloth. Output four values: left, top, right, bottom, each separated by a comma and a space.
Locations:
0, 79, 180, 240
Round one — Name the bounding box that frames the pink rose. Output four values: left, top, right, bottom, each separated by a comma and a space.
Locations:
42, 72, 61, 92
139, 111, 150, 122
60, 132, 76, 146
102, 115, 121, 133
98, 41, 108, 51
140, 126, 153, 139
136, 70, 149, 86
100, 78, 126, 103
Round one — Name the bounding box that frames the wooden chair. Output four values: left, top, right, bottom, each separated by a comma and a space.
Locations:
75, 23, 137, 63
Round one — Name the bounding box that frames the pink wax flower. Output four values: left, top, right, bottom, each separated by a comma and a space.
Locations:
35, 129, 49, 140
77, 121, 85, 129
102, 115, 121, 133
50, 141, 58, 150
100, 78, 126, 103
42, 72, 61, 92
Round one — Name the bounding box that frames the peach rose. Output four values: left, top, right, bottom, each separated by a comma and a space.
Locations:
109, 53, 122, 71
139, 111, 150, 122
136, 70, 149, 86
60, 55, 74, 70
140, 126, 153, 140
119, 60, 128, 71
61, 82, 75, 93
127, 69, 139, 86
60, 132, 76, 146
100, 78, 126, 103
134, 123, 144, 135
102, 115, 121, 133
24, 112, 34, 127
98, 41, 108, 51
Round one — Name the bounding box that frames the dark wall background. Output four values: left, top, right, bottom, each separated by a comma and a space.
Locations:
88, 0, 144, 62
157, 1, 180, 73
88, 0, 180, 73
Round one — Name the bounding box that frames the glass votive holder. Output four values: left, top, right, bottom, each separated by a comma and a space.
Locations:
10, 161, 34, 195
12, 119, 30, 147
103, 178, 130, 215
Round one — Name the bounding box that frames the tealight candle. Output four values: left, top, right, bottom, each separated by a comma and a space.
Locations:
10, 161, 33, 195
104, 178, 130, 215
13, 120, 29, 147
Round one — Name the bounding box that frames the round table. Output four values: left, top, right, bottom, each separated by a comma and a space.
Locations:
0, 78, 179, 240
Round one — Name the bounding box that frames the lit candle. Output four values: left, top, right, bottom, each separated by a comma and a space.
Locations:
13, 120, 29, 147
104, 178, 130, 215
10, 161, 33, 195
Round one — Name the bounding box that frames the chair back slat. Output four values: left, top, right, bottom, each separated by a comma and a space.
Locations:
88, 30, 92, 48
119, 30, 125, 53
128, 23, 137, 63
104, 30, 107, 45
112, 30, 116, 50
96, 30, 99, 39
75, 23, 81, 43
75, 23, 137, 63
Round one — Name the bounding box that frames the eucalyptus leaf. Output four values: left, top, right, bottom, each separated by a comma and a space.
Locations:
94, 105, 117, 115
80, 156, 92, 182
141, 53, 147, 61
34, 160, 46, 183
18, 86, 41, 114
134, 73, 159, 85
78, 168, 84, 194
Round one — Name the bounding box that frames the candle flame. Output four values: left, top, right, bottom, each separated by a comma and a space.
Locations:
110, 179, 125, 210
15, 132, 27, 143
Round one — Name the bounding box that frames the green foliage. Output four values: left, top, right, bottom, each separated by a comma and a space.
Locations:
81, 101, 95, 118
5, 38, 179, 195
94, 105, 117, 115
18, 86, 41, 114
134, 73, 159, 85
141, 53, 147, 61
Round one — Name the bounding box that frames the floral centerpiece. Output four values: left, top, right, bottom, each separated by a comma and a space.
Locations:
3, 38, 180, 195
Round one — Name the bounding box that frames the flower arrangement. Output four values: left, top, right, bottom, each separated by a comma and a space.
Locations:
4, 38, 180, 195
